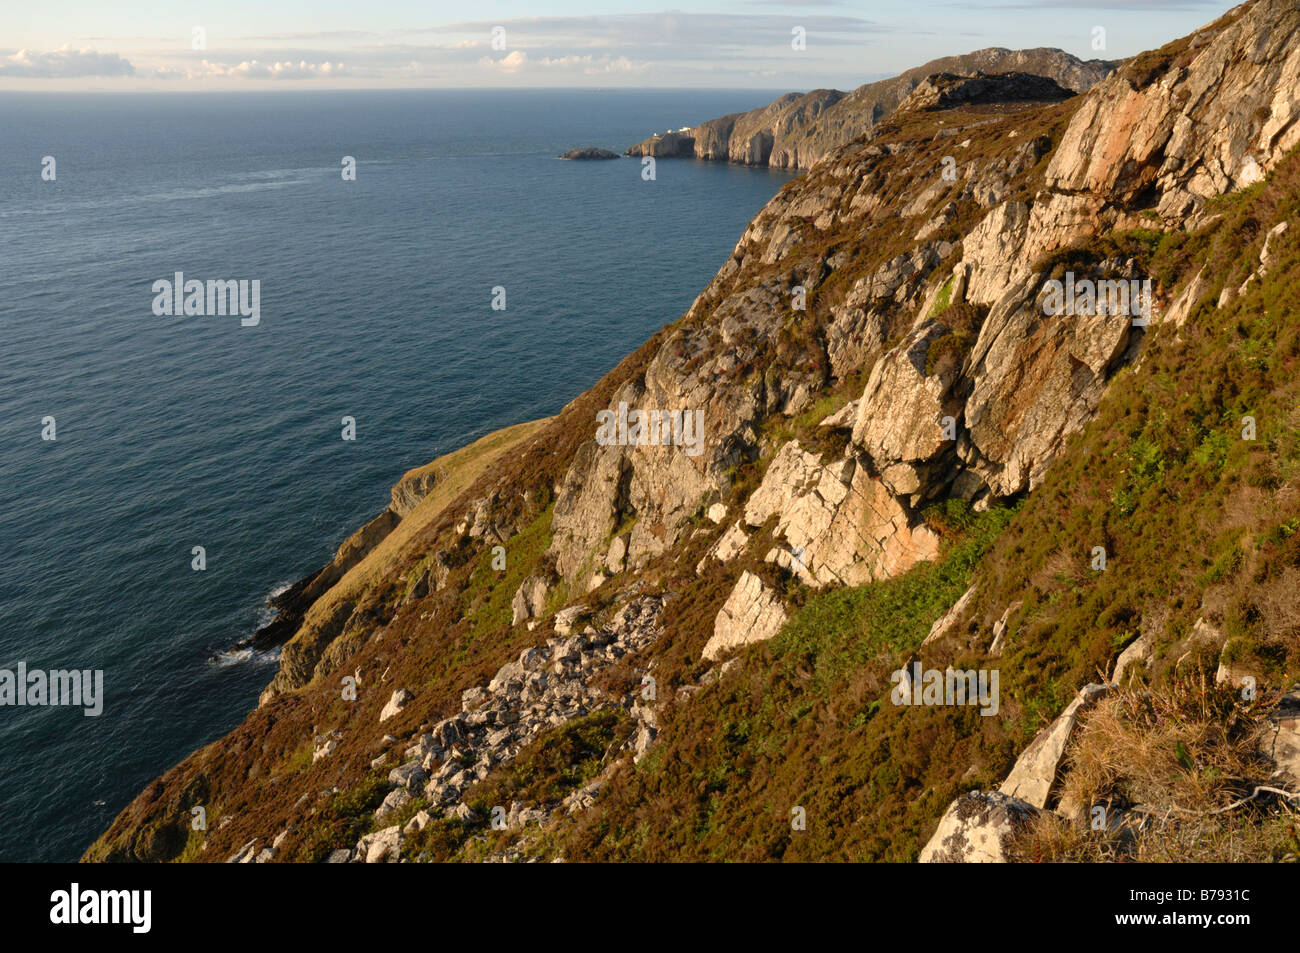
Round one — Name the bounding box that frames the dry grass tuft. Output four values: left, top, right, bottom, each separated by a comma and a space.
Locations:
1012, 676, 1300, 862
1063, 674, 1266, 814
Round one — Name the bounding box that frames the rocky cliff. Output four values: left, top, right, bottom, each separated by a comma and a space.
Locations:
625, 48, 1118, 170
89, 0, 1300, 864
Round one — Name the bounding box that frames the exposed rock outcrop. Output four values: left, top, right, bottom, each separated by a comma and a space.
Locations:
1260, 687, 1300, 785
1047, 1, 1300, 222
742, 441, 940, 586
511, 574, 551, 627
896, 71, 1075, 113
919, 791, 1041, 862
391, 465, 442, 518
349, 596, 667, 860
379, 689, 413, 723
998, 683, 1110, 808
923, 584, 977, 647
702, 571, 787, 661
1114, 629, 1156, 683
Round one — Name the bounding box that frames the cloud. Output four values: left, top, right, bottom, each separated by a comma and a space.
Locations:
537, 54, 648, 74
186, 59, 347, 80
420, 12, 883, 49
1, 11, 887, 87
0, 46, 134, 78
479, 50, 527, 72
477, 49, 649, 77
0, 10, 893, 88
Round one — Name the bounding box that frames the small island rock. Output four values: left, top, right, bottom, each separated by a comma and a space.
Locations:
558, 147, 620, 160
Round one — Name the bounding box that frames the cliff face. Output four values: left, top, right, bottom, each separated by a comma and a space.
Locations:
626, 47, 1119, 170
89, 0, 1300, 864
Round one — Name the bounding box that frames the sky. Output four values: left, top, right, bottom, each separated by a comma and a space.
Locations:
0, 0, 1239, 91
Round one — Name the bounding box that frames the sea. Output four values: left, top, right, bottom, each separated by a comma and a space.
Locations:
0, 88, 794, 861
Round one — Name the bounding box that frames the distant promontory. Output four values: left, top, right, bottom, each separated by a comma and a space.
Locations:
624, 46, 1118, 171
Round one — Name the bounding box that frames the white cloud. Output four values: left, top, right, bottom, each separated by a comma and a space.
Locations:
0, 11, 893, 88
186, 58, 347, 80
479, 50, 527, 72
537, 54, 647, 75
427, 12, 883, 49
0, 45, 134, 78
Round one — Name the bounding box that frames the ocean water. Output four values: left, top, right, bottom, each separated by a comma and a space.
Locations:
0, 89, 793, 862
